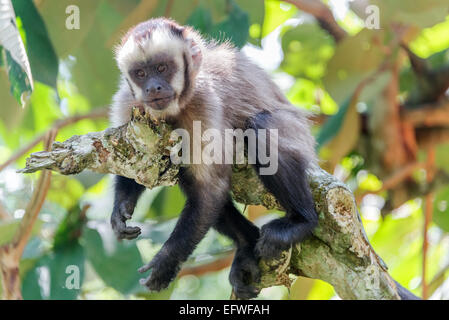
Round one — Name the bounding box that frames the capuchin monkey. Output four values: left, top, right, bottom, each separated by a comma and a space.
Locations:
109, 18, 318, 299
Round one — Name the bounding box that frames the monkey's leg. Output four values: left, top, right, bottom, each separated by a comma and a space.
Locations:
139, 169, 228, 291
247, 112, 318, 259
110, 176, 145, 240
213, 200, 261, 299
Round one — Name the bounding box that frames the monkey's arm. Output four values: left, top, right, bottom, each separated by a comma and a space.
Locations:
138, 169, 228, 291
20, 108, 418, 300
111, 176, 145, 239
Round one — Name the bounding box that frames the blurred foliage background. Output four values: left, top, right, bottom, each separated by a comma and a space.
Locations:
1, 0, 449, 300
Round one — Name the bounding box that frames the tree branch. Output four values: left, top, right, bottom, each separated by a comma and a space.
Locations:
403, 99, 449, 127
20, 107, 418, 299
282, 0, 347, 42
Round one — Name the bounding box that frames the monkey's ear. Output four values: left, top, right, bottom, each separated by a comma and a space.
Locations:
183, 27, 202, 72
189, 39, 202, 72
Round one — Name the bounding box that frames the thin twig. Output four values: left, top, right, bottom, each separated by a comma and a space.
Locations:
11, 129, 57, 259
164, 0, 175, 17
0, 201, 11, 220
179, 252, 234, 277
356, 162, 425, 203
422, 147, 435, 300
282, 0, 347, 42
403, 99, 449, 127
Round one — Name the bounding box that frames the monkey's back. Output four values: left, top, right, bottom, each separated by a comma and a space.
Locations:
200, 43, 317, 164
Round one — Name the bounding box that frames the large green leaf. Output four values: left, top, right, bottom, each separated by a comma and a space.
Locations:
323, 29, 387, 105
210, 1, 250, 48
147, 185, 186, 219
186, 6, 214, 35
81, 226, 143, 295
12, 0, 58, 89
186, 1, 250, 48
0, 0, 33, 105
22, 243, 85, 300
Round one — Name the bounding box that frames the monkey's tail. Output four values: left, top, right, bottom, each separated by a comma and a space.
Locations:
395, 280, 421, 300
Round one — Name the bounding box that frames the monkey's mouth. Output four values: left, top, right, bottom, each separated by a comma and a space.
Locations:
144, 95, 175, 110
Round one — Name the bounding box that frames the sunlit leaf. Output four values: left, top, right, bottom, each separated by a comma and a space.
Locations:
281, 23, 335, 81
0, 0, 33, 104
262, 0, 296, 37
12, 0, 58, 89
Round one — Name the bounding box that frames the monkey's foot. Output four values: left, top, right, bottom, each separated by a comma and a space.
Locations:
138, 254, 180, 291
256, 217, 312, 260
229, 247, 261, 299
111, 202, 141, 240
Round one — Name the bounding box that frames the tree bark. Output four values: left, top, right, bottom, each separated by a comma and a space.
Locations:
20, 107, 418, 300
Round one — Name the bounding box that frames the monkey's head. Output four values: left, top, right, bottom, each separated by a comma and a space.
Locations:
115, 18, 203, 118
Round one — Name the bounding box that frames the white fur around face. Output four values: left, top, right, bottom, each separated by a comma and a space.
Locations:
115, 28, 188, 119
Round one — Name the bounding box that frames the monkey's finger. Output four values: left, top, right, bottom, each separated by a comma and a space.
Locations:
138, 261, 154, 273
233, 284, 260, 300
139, 276, 150, 286
119, 204, 133, 220
118, 227, 141, 240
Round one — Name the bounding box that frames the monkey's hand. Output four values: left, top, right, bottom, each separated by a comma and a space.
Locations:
229, 247, 261, 299
138, 252, 180, 291
110, 201, 141, 240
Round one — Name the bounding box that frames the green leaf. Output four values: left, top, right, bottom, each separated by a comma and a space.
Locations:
81, 226, 143, 295
317, 96, 352, 148
53, 205, 87, 249
323, 29, 387, 105
410, 17, 449, 58
286, 78, 338, 114
262, 0, 296, 37
186, 6, 214, 35
12, 0, 58, 89
3, 49, 33, 104
22, 243, 85, 300
281, 23, 335, 81
210, 1, 250, 48
0, 0, 33, 105
147, 185, 186, 219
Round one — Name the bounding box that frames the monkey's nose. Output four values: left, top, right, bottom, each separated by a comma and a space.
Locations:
146, 85, 162, 94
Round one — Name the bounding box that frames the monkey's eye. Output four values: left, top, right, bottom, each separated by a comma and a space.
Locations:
135, 69, 146, 79
157, 64, 167, 73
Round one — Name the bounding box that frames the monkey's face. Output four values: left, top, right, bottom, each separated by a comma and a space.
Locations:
128, 55, 177, 111
116, 19, 203, 119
